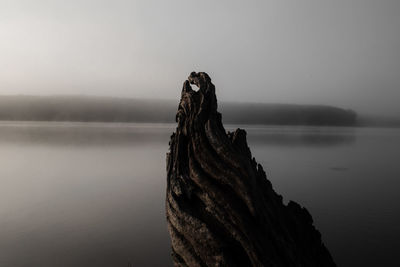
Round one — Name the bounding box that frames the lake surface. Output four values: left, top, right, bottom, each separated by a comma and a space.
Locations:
0, 121, 399, 267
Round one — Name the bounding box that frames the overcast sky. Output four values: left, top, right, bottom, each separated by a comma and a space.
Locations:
0, 0, 399, 115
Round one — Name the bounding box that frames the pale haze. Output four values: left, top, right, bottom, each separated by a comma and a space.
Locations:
0, 0, 399, 115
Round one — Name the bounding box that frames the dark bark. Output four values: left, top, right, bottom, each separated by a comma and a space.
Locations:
166, 72, 336, 267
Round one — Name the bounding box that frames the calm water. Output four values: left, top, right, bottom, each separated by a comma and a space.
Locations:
0, 122, 399, 267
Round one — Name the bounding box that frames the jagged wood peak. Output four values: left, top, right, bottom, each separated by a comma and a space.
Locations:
166, 72, 335, 267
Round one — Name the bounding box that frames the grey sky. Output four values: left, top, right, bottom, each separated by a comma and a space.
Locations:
0, 0, 399, 115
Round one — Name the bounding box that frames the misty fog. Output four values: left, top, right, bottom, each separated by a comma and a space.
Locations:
1, 0, 399, 115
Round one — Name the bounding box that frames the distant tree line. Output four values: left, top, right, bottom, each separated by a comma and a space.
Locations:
0, 95, 357, 126
220, 103, 357, 126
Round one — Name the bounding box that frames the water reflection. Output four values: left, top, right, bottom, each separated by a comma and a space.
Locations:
0, 122, 356, 147
0, 122, 398, 267
0, 122, 173, 146
247, 131, 355, 146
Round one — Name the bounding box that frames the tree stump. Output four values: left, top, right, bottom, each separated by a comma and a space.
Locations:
166, 72, 336, 267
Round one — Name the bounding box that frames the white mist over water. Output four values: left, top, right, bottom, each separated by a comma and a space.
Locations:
1, 0, 400, 115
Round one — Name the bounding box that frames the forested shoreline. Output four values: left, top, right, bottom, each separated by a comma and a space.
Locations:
0, 95, 359, 126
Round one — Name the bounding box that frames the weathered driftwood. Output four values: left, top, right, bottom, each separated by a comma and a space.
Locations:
166, 72, 335, 267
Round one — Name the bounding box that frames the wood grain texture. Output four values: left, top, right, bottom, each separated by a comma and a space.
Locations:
166, 72, 336, 267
